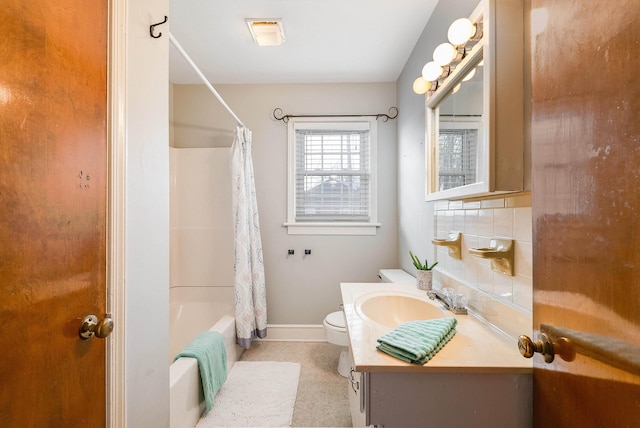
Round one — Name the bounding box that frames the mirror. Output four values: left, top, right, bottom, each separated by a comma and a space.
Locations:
435, 57, 484, 192
426, 41, 488, 201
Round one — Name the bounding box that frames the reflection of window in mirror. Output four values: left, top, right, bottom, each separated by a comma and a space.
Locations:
436, 61, 484, 191
438, 121, 479, 191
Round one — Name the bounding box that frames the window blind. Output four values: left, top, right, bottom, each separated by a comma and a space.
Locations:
294, 128, 370, 222
438, 129, 478, 191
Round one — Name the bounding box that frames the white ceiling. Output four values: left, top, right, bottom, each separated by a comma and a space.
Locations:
169, 0, 440, 85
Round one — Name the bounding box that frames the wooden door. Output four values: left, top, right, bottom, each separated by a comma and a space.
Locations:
531, 0, 640, 425
0, 0, 108, 426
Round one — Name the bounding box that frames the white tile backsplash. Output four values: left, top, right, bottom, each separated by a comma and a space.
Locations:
514, 207, 533, 242
444, 210, 455, 233
463, 259, 478, 284
464, 209, 478, 235
433, 193, 533, 336
493, 208, 514, 237
513, 275, 533, 311
454, 210, 465, 232
493, 272, 514, 301
481, 198, 505, 209
477, 264, 494, 293
477, 209, 494, 237
436, 211, 446, 233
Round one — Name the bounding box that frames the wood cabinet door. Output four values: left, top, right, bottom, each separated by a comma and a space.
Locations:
0, 0, 108, 426
531, 0, 640, 425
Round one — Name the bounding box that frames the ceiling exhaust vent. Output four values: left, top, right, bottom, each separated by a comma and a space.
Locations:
245, 19, 285, 47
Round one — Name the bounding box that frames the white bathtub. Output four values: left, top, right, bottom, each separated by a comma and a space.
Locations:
169, 294, 241, 428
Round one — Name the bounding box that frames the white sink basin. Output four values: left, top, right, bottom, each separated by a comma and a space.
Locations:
354, 292, 446, 328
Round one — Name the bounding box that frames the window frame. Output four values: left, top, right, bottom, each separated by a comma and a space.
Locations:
284, 116, 380, 236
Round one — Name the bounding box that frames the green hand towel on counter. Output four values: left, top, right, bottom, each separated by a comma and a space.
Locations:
376, 317, 457, 364
174, 331, 227, 411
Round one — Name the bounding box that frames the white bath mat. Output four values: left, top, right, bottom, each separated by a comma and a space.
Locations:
195, 361, 301, 428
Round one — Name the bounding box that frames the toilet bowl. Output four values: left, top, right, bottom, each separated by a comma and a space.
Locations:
323, 311, 350, 377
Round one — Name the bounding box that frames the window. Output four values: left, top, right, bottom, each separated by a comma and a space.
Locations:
437, 120, 480, 191
285, 117, 379, 235
438, 128, 478, 191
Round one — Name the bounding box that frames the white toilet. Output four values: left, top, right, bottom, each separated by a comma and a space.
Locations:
323, 310, 351, 377
323, 269, 416, 378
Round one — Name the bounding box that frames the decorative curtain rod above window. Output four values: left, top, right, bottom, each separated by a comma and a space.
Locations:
272, 107, 398, 123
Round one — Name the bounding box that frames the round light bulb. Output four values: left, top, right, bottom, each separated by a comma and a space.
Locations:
422, 61, 443, 81
412, 77, 432, 95
452, 83, 462, 94
462, 68, 476, 82
448, 18, 476, 46
433, 43, 457, 66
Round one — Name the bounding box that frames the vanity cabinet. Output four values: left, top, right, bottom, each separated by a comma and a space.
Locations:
351, 370, 531, 428
347, 369, 367, 427
425, 0, 525, 201
341, 282, 532, 428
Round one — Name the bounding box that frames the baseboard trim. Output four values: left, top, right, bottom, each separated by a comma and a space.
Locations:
261, 324, 326, 342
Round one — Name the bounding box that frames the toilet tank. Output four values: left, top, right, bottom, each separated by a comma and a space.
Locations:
378, 269, 415, 284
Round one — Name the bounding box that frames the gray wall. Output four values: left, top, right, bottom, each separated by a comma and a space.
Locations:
171, 83, 398, 324
396, 0, 480, 275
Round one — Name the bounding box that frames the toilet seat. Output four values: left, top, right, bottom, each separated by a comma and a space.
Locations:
325, 311, 346, 330
323, 311, 349, 347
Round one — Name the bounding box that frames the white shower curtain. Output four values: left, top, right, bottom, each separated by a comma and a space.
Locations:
231, 126, 267, 349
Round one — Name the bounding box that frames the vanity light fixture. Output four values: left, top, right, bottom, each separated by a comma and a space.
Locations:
422, 61, 444, 82
245, 19, 285, 46
433, 43, 457, 66
412, 14, 483, 96
448, 18, 477, 46
412, 77, 432, 95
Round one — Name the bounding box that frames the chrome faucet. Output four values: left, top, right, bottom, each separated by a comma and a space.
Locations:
427, 289, 468, 315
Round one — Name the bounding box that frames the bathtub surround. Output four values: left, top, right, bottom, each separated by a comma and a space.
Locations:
169, 147, 234, 289
231, 126, 268, 348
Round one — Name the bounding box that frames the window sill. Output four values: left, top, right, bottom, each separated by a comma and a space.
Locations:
283, 222, 381, 236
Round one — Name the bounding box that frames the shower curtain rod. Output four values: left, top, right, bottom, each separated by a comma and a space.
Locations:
169, 33, 245, 128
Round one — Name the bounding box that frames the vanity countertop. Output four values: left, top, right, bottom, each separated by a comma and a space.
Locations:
341, 282, 532, 374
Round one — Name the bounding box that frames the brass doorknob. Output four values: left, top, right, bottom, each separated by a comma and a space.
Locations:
518, 332, 555, 363
79, 314, 114, 340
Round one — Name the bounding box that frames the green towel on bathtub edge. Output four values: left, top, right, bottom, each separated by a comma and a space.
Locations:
376, 317, 457, 365
174, 331, 227, 411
